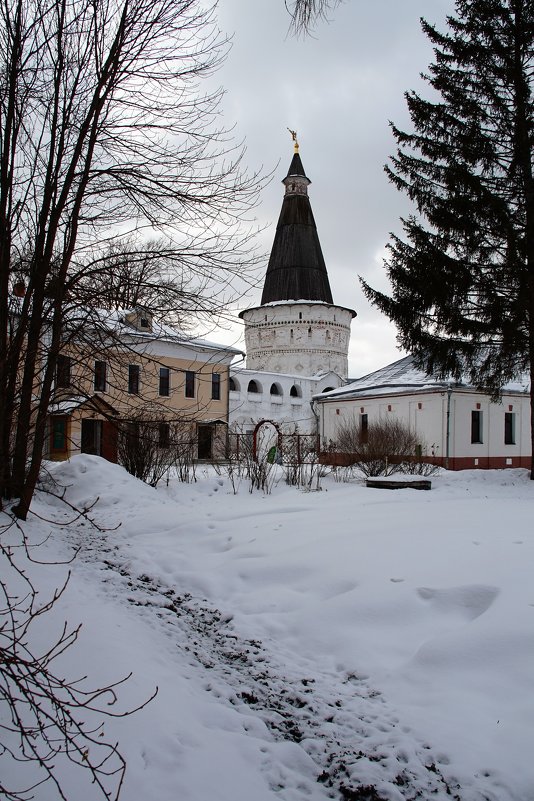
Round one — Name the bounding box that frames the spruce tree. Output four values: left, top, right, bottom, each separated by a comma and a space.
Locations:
361, 0, 534, 478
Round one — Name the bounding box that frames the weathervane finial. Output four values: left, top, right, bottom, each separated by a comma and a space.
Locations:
287, 128, 299, 153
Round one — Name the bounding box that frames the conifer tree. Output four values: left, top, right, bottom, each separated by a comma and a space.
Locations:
361, 0, 534, 478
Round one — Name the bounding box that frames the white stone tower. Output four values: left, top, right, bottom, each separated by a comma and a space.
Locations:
240, 140, 355, 380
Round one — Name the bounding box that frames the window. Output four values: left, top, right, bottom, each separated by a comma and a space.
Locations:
504, 412, 515, 445
94, 360, 107, 392
290, 384, 301, 398
270, 383, 281, 396
55, 355, 71, 388
128, 364, 140, 395
158, 422, 170, 448
159, 367, 170, 397
229, 376, 237, 391
247, 379, 259, 393
212, 373, 221, 400
185, 370, 195, 398
471, 410, 483, 444
360, 413, 368, 443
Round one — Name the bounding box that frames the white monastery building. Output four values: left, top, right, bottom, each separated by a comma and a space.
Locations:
230, 139, 532, 471
315, 355, 531, 470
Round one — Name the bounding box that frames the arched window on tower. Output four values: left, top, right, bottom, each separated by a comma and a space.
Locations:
247, 379, 260, 393
290, 384, 302, 398
270, 383, 282, 396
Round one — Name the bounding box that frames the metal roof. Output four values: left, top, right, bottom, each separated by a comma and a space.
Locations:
260, 152, 333, 305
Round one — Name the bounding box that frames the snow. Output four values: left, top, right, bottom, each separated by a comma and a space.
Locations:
2, 456, 533, 801
319, 354, 531, 398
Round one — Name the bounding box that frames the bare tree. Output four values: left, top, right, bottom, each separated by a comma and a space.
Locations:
0, 521, 156, 801
117, 413, 200, 487
0, 0, 263, 519
286, 0, 341, 33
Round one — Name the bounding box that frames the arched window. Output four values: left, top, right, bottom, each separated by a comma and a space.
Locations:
270, 383, 282, 396
248, 379, 260, 393
321, 386, 334, 393
290, 384, 302, 398
229, 377, 238, 392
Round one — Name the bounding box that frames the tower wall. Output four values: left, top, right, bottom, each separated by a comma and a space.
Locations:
242, 302, 353, 380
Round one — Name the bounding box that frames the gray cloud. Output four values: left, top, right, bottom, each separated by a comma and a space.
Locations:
210, 0, 454, 377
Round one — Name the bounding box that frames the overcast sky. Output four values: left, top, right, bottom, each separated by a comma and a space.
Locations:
209, 0, 455, 378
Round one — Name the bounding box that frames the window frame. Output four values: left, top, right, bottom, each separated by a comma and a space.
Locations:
55, 354, 71, 388
128, 364, 140, 395
159, 367, 170, 397
504, 412, 515, 445
360, 413, 368, 443
185, 370, 195, 399
471, 410, 483, 444
211, 372, 221, 401
158, 422, 170, 448
94, 360, 107, 392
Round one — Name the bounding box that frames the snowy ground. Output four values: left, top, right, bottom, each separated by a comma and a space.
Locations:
2, 456, 533, 801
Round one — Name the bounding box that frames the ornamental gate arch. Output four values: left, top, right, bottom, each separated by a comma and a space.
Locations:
225, 419, 318, 465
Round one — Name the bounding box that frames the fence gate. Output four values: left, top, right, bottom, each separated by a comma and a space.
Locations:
228, 420, 319, 465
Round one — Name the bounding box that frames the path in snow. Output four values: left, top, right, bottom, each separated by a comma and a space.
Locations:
64, 517, 471, 801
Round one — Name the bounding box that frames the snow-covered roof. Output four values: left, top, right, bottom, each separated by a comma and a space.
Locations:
49, 394, 120, 415
49, 396, 87, 414
314, 354, 531, 400
65, 307, 244, 356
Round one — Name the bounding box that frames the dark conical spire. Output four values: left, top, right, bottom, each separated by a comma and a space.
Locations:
260, 146, 333, 305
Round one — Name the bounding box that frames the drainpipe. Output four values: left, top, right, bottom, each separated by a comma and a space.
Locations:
445, 384, 452, 470
310, 397, 321, 454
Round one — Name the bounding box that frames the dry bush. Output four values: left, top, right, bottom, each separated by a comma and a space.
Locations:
334, 417, 420, 477
118, 418, 170, 487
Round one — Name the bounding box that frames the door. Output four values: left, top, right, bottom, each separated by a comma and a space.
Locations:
50, 416, 69, 459
81, 419, 118, 462
81, 419, 103, 456
197, 424, 213, 460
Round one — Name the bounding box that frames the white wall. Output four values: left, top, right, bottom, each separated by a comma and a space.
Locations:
318, 388, 531, 468
230, 368, 342, 434
241, 302, 353, 380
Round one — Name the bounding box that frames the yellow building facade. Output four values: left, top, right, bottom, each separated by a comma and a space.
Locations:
46, 308, 242, 463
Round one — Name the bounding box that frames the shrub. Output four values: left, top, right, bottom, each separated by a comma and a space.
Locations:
334, 417, 420, 477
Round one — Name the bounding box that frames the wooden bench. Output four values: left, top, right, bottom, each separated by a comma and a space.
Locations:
366, 478, 432, 491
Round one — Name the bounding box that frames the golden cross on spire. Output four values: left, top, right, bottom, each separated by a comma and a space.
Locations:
287, 128, 299, 153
